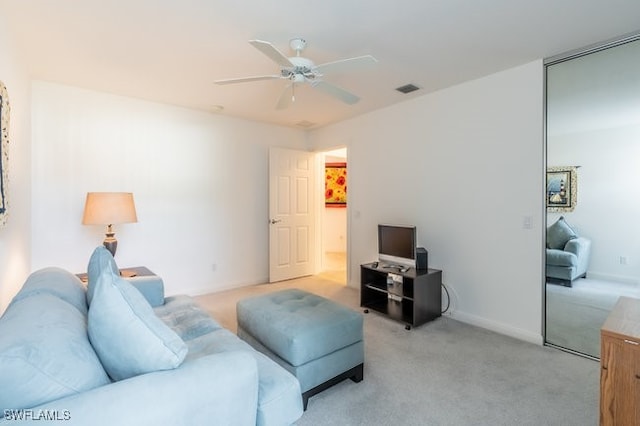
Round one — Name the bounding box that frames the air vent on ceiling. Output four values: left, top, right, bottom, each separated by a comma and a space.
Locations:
395, 84, 420, 94
296, 120, 316, 128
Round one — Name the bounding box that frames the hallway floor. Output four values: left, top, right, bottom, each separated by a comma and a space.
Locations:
319, 251, 346, 283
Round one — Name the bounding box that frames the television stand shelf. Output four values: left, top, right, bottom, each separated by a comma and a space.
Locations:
360, 262, 442, 330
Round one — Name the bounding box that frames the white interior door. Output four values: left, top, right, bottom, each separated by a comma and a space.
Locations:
269, 147, 315, 282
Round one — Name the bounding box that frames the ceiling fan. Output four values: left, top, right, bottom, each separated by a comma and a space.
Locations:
214, 38, 378, 109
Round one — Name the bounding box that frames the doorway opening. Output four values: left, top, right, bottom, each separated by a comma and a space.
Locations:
318, 147, 347, 284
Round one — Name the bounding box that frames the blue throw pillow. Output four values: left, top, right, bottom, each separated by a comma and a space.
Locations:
546, 216, 578, 250
86, 246, 119, 305
88, 268, 188, 381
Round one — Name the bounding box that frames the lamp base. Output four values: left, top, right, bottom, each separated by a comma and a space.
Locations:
104, 231, 118, 257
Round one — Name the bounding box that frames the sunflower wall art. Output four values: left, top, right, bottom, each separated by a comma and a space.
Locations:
325, 162, 347, 207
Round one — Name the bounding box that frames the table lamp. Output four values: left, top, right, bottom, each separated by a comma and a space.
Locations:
82, 192, 138, 257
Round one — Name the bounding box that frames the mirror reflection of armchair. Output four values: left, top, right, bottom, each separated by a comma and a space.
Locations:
546, 217, 591, 287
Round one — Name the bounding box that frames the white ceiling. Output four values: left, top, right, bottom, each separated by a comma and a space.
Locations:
2, 0, 640, 129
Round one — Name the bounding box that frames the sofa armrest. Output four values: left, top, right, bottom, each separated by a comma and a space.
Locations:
564, 237, 591, 274
126, 276, 165, 307
546, 248, 577, 267
3, 351, 258, 426
564, 237, 590, 257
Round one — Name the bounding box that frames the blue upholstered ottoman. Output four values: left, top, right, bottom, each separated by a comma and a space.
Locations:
237, 289, 364, 409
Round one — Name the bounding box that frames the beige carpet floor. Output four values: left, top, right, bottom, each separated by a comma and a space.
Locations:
194, 274, 598, 425
546, 278, 640, 358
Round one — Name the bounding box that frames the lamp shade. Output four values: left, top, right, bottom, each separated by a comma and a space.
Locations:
82, 192, 138, 225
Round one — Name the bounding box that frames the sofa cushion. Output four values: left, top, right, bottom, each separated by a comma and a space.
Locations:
88, 268, 188, 381
10, 267, 88, 315
547, 216, 577, 250
154, 295, 223, 342
184, 328, 303, 426
156, 295, 303, 426
0, 294, 110, 414
86, 246, 119, 305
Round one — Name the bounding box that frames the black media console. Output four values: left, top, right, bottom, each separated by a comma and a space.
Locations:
360, 262, 442, 330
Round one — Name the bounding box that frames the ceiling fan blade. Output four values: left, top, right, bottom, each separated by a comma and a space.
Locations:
249, 40, 294, 68
275, 84, 293, 110
314, 55, 378, 75
214, 75, 281, 85
311, 80, 360, 105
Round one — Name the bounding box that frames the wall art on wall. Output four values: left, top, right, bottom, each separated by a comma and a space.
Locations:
325, 162, 347, 208
547, 166, 577, 212
0, 81, 9, 228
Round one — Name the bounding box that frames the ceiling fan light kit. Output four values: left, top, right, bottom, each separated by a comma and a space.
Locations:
214, 37, 377, 109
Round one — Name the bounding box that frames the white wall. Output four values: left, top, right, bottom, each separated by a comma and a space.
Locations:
31, 82, 306, 296
310, 61, 545, 344
0, 14, 32, 313
548, 123, 640, 283
323, 208, 347, 252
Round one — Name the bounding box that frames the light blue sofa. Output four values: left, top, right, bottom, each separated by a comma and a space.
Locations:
546, 216, 591, 287
0, 247, 303, 425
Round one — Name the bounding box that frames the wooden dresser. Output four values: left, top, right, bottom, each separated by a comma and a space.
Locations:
600, 296, 640, 425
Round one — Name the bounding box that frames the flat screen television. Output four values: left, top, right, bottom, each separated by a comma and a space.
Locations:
378, 224, 416, 268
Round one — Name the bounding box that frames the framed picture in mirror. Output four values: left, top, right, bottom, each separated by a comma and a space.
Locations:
547, 166, 577, 212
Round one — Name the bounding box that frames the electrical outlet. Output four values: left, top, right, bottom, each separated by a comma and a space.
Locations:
620, 256, 628, 266
212, 263, 217, 272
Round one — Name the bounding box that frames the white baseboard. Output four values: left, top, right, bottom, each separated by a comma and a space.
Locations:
446, 310, 543, 346
586, 271, 638, 285
180, 278, 268, 298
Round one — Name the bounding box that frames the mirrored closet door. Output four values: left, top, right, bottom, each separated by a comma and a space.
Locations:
545, 35, 640, 358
